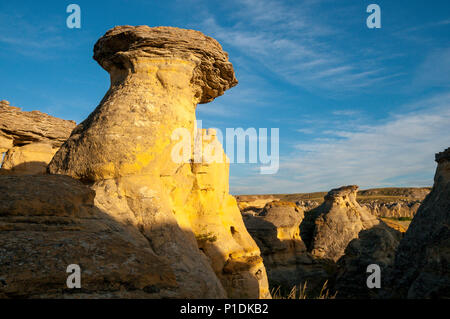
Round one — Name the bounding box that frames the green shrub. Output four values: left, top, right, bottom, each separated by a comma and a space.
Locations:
195, 232, 217, 243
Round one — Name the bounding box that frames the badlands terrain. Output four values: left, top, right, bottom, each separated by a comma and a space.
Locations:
0, 26, 449, 299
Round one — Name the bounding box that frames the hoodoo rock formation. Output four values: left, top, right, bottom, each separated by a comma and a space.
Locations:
301, 185, 380, 261
0, 100, 75, 175
240, 185, 403, 297
48, 26, 269, 298
2, 25, 442, 300
389, 147, 450, 298
300, 185, 403, 298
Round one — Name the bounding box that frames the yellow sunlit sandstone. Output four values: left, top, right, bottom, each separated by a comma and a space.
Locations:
48, 25, 270, 298
180, 129, 270, 298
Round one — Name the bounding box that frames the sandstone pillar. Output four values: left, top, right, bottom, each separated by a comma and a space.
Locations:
49, 26, 270, 298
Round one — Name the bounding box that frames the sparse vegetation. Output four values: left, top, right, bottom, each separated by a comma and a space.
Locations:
271, 281, 336, 299
195, 231, 218, 243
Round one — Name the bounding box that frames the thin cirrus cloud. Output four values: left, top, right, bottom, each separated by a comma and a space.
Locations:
197, 0, 399, 93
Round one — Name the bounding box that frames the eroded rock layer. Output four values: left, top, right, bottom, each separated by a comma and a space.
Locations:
0, 100, 76, 175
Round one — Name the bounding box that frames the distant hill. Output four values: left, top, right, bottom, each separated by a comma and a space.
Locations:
235, 187, 431, 205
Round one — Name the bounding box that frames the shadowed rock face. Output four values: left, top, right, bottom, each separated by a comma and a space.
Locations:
334, 224, 402, 299
0, 100, 76, 175
390, 147, 450, 298
242, 189, 402, 298
0, 175, 179, 298
243, 201, 335, 297
48, 26, 269, 298
243, 202, 307, 288
297, 185, 402, 298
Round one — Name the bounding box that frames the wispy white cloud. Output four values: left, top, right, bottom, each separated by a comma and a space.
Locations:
197, 0, 402, 93
230, 93, 450, 194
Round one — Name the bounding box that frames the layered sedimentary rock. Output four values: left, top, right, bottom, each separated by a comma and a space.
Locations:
301, 186, 381, 262
296, 200, 320, 212
49, 26, 269, 298
360, 201, 421, 219
296, 200, 420, 219
0, 100, 75, 175
0, 175, 179, 298
236, 195, 280, 211
390, 148, 450, 298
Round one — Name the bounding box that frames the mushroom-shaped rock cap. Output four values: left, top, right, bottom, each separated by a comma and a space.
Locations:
325, 185, 359, 200
94, 25, 238, 103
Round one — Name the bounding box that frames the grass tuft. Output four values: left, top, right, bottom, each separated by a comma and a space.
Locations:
271, 281, 336, 299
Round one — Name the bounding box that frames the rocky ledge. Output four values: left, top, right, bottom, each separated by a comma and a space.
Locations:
0, 100, 76, 175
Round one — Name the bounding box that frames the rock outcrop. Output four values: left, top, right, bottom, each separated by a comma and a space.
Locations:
389, 148, 450, 298
48, 26, 269, 298
243, 202, 305, 286
236, 195, 280, 211
0, 100, 76, 175
360, 201, 421, 219
0, 175, 180, 298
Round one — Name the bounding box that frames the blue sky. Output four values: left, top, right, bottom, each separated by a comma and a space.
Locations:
1, 0, 449, 194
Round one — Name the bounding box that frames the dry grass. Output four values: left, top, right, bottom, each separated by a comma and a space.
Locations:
271, 281, 337, 299
381, 217, 411, 232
